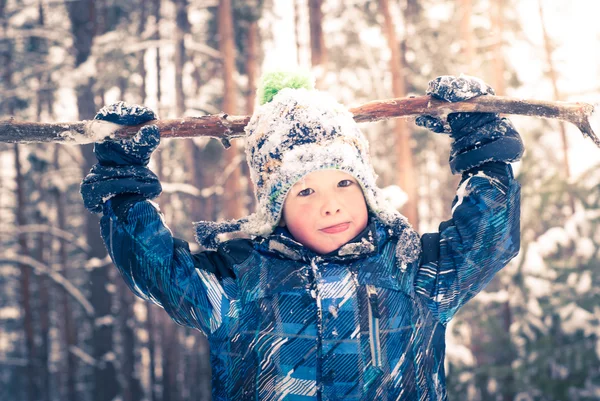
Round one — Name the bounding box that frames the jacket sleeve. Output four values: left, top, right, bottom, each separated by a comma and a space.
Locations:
414, 162, 521, 324
99, 195, 252, 336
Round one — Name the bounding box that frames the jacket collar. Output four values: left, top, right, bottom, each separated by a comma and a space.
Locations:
257, 215, 391, 263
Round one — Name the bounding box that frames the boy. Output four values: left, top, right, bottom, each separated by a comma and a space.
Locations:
81, 72, 523, 401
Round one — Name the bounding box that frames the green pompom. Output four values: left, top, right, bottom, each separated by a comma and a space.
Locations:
257, 70, 315, 105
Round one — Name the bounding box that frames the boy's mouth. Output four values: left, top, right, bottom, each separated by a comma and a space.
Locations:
320, 222, 350, 234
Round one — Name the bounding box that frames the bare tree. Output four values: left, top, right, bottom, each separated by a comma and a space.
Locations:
146, 304, 159, 401
118, 279, 143, 401
161, 313, 181, 401
378, 0, 419, 229
52, 145, 78, 401
490, 0, 506, 96
154, 0, 162, 108
14, 144, 39, 401
460, 0, 475, 75
308, 0, 327, 87
173, 0, 187, 117
219, 0, 243, 219
1, 1, 38, 395
538, 0, 575, 213
66, 0, 120, 399
294, 0, 303, 66
172, 0, 202, 220
138, 0, 148, 104
245, 13, 260, 213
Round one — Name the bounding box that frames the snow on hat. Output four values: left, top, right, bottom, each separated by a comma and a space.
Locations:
195, 70, 420, 264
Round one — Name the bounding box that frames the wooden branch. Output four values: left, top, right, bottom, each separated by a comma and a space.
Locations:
1, 95, 598, 147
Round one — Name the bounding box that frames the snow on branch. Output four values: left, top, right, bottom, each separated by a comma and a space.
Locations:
0, 253, 94, 317
1, 95, 597, 147
0, 358, 28, 367
161, 182, 225, 198
1, 224, 92, 253
69, 345, 97, 367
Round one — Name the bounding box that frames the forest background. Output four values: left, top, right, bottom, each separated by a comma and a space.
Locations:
1, 0, 599, 400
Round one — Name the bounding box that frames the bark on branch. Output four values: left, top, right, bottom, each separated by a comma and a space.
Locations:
1, 95, 597, 147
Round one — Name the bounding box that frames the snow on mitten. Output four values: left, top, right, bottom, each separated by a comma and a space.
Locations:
416, 75, 524, 174
80, 102, 162, 213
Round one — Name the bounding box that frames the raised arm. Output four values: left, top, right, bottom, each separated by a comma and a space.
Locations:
80, 102, 246, 336
414, 76, 524, 324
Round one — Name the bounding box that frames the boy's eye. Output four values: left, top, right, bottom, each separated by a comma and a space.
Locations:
298, 188, 314, 197
338, 179, 354, 187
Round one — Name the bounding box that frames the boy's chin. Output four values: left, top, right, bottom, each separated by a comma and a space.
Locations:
310, 233, 354, 255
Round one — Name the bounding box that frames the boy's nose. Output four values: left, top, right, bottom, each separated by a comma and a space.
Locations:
321, 198, 341, 216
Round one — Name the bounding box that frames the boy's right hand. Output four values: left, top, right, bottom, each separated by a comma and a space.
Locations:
80, 102, 162, 213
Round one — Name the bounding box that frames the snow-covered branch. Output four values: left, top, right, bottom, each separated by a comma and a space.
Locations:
2, 95, 597, 147
0, 253, 95, 317
161, 182, 224, 198
1, 224, 92, 253
69, 345, 98, 367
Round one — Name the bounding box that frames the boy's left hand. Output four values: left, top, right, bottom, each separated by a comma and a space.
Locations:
416, 75, 524, 174
80, 102, 162, 214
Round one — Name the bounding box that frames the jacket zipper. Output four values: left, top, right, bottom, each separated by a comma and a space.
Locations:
366, 284, 382, 368
310, 259, 323, 401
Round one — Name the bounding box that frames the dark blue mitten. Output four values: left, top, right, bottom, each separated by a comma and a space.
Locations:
80, 102, 162, 213
416, 75, 524, 174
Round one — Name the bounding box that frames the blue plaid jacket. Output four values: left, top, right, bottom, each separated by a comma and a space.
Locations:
100, 163, 520, 401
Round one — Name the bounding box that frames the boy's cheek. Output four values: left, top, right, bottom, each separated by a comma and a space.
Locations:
291, 202, 316, 218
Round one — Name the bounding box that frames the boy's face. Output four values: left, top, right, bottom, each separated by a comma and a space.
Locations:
282, 170, 369, 254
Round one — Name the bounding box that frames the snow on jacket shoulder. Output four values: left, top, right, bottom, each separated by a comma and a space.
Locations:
99, 162, 520, 401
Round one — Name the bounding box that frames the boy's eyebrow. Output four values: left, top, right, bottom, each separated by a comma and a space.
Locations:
292, 178, 310, 188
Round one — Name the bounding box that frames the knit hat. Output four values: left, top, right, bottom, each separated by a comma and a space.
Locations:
195, 70, 420, 265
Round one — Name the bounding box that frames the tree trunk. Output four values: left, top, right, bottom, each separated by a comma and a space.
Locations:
14, 144, 39, 401
154, 0, 162, 108
246, 22, 258, 115
153, 0, 170, 224
378, 0, 419, 229
308, 0, 327, 87
146, 304, 158, 401
196, 331, 212, 400
138, 0, 147, 104
294, 0, 302, 66
538, 0, 574, 214
173, 0, 201, 219
500, 300, 516, 401
490, 0, 505, 97
482, 5, 516, 401
35, 227, 51, 401
118, 279, 143, 401
34, 6, 52, 396
173, 0, 187, 117
161, 314, 180, 401
66, 1, 120, 400
84, 147, 120, 401
440, 0, 475, 218
53, 145, 78, 401
219, 0, 243, 219
460, 0, 474, 75
245, 18, 259, 213
4, 4, 37, 393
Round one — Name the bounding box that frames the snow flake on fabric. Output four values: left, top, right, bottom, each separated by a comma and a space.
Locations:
338, 237, 375, 256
